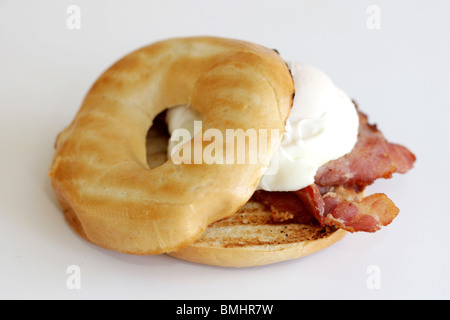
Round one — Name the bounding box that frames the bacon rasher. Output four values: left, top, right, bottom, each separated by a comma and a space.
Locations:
252, 190, 319, 226
314, 109, 416, 190
295, 185, 399, 233
254, 106, 415, 233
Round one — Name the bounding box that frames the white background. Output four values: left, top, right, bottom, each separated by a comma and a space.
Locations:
1, 0, 449, 300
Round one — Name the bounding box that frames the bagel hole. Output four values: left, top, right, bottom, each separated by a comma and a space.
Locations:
146, 109, 170, 169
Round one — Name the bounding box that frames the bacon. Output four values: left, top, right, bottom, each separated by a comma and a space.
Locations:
320, 186, 399, 232
257, 184, 399, 233
293, 184, 325, 225
253, 106, 414, 233
314, 109, 416, 190
252, 191, 319, 226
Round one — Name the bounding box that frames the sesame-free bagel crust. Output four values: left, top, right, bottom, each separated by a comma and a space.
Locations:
49, 36, 295, 255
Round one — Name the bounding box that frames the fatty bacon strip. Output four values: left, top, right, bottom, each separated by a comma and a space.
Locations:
315, 109, 416, 191
254, 107, 416, 233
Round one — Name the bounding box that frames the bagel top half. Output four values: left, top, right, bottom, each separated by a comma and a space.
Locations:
49, 36, 295, 255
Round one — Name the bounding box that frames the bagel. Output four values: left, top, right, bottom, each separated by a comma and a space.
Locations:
167, 201, 347, 268
49, 36, 295, 255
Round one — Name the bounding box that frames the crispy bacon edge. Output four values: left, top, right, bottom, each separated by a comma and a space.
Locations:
295, 185, 399, 233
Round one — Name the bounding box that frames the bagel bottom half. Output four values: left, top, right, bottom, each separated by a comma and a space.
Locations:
146, 115, 346, 268
168, 201, 347, 268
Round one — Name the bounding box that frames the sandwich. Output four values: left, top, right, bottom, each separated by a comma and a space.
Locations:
49, 36, 416, 267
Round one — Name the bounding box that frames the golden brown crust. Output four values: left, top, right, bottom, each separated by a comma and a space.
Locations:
49, 36, 295, 255
168, 200, 347, 267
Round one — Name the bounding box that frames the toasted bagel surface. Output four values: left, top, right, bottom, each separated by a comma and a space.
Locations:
49, 37, 295, 254
168, 200, 347, 267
